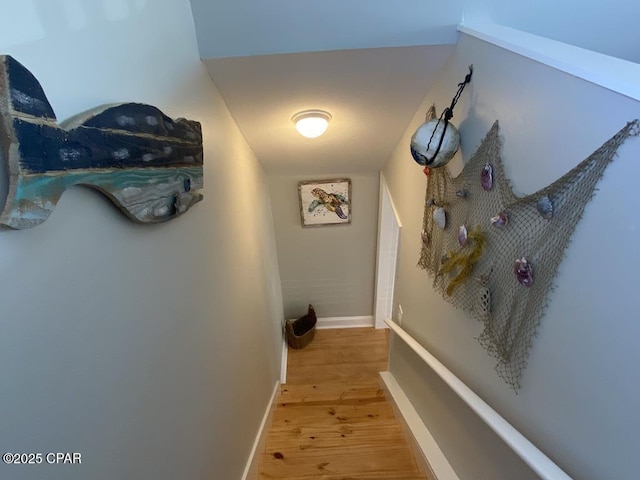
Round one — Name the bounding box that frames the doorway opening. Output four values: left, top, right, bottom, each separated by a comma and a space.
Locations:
374, 173, 402, 329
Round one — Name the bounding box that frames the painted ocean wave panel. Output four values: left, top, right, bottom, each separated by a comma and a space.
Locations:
5, 167, 203, 228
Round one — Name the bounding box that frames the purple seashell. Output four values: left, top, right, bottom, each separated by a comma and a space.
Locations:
421, 230, 430, 247
490, 211, 508, 228
458, 224, 468, 246
481, 163, 494, 191
537, 195, 553, 219
514, 257, 533, 286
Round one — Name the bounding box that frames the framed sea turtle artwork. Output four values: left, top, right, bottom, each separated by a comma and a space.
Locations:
298, 178, 351, 227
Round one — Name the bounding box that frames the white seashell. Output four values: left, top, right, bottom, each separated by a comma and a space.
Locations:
433, 207, 446, 229
537, 195, 553, 219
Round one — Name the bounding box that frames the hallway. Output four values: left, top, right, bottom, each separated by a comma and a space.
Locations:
258, 328, 427, 479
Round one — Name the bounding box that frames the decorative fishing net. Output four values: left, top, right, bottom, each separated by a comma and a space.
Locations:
418, 107, 639, 389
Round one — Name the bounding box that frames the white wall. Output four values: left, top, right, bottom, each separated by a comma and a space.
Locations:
0, 1, 283, 479
189, 0, 463, 58
189, 0, 640, 64
268, 173, 379, 320
463, 0, 640, 64
383, 32, 640, 479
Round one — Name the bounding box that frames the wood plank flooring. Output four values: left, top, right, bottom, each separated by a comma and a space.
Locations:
257, 327, 428, 480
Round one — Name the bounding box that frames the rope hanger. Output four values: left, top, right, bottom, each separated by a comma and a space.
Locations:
424, 65, 473, 164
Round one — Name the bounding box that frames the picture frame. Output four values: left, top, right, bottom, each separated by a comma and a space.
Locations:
298, 178, 351, 227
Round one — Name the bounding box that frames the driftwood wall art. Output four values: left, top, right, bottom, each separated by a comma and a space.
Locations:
0, 55, 203, 230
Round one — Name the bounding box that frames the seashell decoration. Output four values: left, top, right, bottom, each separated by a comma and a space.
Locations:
458, 224, 468, 246
426, 198, 436, 207
481, 163, 494, 191
433, 207, 447, 229
410, 119, 461, 168
421, 230, 430, 247
514, 257, 534, 286
490, 211, 508, 228
536, 195, 554, 219
456, 189, 467, 198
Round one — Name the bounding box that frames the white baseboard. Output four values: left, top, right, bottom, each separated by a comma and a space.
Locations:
379, 371, 460, 480
316, 315, 374, 329
280, 336, 288, 384
240, 380, 280, 480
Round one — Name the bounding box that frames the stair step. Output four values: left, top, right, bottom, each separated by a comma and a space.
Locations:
265, 422, 406, 451
258, 472, 427, 480
286, 361, 387, 384
272, 399, 396, 429
280, 381, 386, 406
258, 445, 421, 479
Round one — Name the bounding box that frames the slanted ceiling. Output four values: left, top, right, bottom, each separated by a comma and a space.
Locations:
188, 0, 640, 174
189, 0, 464, 174
205, 46, 452, 174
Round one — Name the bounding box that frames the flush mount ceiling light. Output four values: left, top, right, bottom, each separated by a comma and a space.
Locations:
292, 110, 332, 138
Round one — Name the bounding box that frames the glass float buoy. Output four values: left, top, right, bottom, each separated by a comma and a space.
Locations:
410, 119, 461, 168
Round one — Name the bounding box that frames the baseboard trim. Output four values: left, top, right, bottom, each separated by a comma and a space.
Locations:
379, 371, 460, 480
240, 380, 280, 480
316, 315, 374, 329
280, 335, 288, 384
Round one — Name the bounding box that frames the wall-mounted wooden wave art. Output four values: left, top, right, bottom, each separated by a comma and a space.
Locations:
0, 55, 203, 230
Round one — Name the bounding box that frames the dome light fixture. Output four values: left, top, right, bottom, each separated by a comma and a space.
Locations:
292, 109, 332, 138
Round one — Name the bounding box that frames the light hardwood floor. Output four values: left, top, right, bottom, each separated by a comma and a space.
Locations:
257, 327, 428, 480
